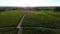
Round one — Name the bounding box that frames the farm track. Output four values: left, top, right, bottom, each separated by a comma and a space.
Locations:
16, 11, 32, 34
17, 15, 25, 34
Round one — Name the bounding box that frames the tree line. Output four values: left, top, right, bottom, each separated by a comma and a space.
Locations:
0, 7, 60, 12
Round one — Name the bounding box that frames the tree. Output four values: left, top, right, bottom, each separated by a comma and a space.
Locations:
0, 8, 6, 11
54, 7, 60, 12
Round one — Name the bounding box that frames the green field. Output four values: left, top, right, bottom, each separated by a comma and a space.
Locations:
22, 11, 60, 34
0, 28, 18, 34
1, 10, 60, 34
0, 10, 22, 34
0, 10, 22, 27
22, 28, 60, 34
22, 11, 60, 28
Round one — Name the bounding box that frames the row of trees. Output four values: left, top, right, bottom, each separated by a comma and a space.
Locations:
54, 7, 60, 12
34, 7, 60, 12
0, 7, 20, 11
0, 7, 60, 12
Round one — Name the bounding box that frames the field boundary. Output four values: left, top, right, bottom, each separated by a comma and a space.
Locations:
22, 27, 60, 30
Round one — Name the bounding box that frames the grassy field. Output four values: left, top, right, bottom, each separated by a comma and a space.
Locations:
22, 11, 60, 28
44, 11, 60, 18
1, 10, 60, 34
0, 10, 22, 27
0, 28, 18, 34
22, 11, 60, 34
0, 10, 22, 34
22, 28, 60, 34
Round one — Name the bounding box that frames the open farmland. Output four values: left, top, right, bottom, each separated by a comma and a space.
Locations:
0, 10, 22, 34
44, 11, 60, 18
22, 11, 60, 34
22, 11, 60, 28
22, 27, 60, 34
0, 10, 22, 27
0, 28, 18, 34
0, 9, 60, 34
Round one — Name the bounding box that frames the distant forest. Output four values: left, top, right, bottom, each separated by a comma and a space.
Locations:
0, 7, 60, 12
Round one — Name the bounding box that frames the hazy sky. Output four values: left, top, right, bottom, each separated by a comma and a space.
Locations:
0, 0, 60, 7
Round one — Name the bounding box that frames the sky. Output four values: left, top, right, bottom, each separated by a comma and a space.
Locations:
0, 0, 60, 7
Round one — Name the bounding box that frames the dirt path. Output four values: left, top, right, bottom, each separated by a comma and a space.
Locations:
17, 15, 25, 34
16, 11, 30, 34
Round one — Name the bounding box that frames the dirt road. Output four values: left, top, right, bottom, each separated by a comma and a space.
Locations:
17, 15, 25, 34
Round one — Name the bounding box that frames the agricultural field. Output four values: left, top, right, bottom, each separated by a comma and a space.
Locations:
0, 10, 22, 27
22, 11, 60, 34
0, 10, 22, 34
44, 11, 60, 18
0, 28, 18, 34
22, 27, 60, 34
0, 9, 60, 34
22, 11, 60, 28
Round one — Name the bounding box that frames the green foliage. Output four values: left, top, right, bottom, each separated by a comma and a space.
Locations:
0, 8, 6, 11
54, 7, 60, 12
